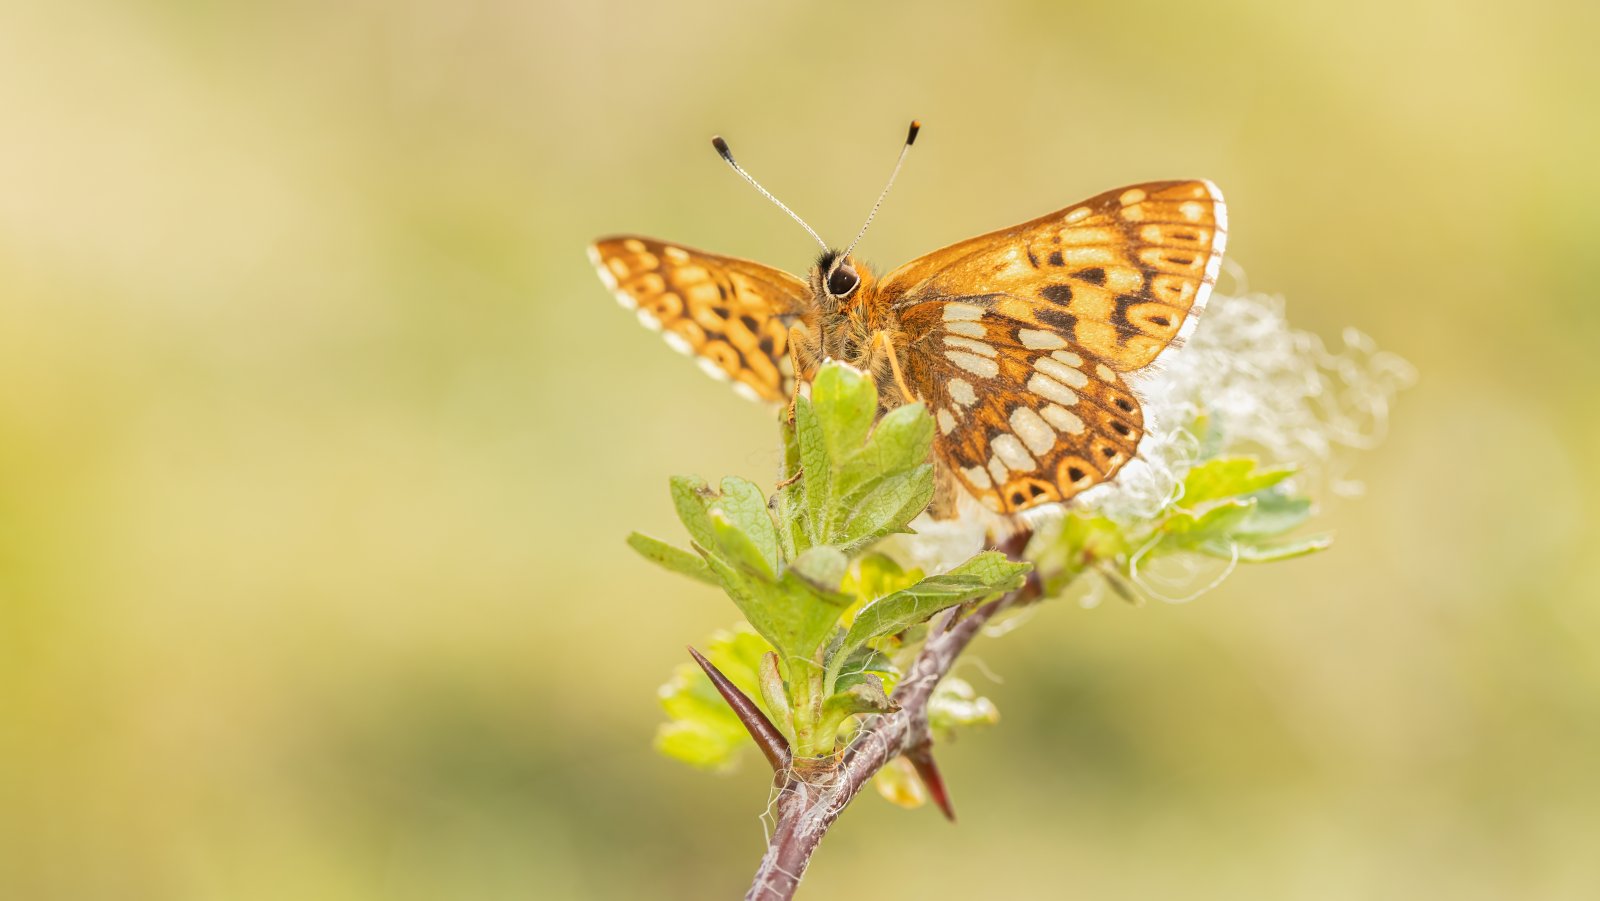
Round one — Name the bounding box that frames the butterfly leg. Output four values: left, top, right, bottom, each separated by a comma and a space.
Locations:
875, 331, 918, 407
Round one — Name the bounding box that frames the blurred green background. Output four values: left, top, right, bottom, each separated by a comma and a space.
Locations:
3, 1, 1597, 898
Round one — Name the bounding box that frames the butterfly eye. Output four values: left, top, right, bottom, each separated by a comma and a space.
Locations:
827, 263, 860, 297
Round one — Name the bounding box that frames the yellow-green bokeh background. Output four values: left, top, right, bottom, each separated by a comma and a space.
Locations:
3, 2, 1597, 898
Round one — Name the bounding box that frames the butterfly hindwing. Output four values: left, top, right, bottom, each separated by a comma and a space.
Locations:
903, 309, 1145, 513
588, 236, 814, 402
883, 180, 1226, 372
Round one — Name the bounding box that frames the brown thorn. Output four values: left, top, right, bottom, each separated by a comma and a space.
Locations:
905, 743, 956, 822
687, 646, 792, 773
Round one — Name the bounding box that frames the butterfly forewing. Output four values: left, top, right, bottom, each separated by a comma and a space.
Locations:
883, 180, 1226, 372
888, 180, 1225, 512
588, 236, 814, 402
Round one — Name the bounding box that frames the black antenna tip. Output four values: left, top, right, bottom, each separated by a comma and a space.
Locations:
711, 135, 733, 162
906, 120, 922, 146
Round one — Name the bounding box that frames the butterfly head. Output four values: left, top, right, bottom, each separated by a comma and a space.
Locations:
815, 250, 861, 301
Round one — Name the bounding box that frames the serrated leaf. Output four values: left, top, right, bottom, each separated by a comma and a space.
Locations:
834, 403, 934, 499
834, 464, 936, 553
626, 532, 717, 586
709, 508, 777, 580
710, 476, 780, 575
669, 476, 719, 552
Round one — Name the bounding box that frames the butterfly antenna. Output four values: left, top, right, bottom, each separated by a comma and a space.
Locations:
841, 119, 920, 260
711, 135, 828, 252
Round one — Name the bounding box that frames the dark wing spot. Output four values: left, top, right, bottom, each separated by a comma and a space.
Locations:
1036, 304, 1077, 332
1150, 315, 1171, 328
739, 314, 761, 333
1026, 247, 1040, 267
1074, 267, 1106, 285
1111, 421, 1132, 437
1067, 466, 1086, 483
1114, 397, 1134, 412
1047, 251, 1064, 267
1041, 284, 1073, 305
1101, 446, 1116, 458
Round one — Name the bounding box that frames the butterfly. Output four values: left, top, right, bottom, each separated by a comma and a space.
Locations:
588, 122, 1226, 518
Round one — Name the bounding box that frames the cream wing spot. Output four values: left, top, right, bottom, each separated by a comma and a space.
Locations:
945, 319, 986, 338
986, 456, 1010, 485
662, 331, 693, 355
1120, 188, 1147, 205
1036, 356, 1089, 389
946, 351, 1000, 378
1040, 404, 1086, 435
991, 434, 1037, 472
697, 356, 728, 381
943, 336, 998, 357
1009, 407, 1057, 455
663, 245, 690, 262
948, 378, 977, 407
963, 465, 993, 490
1018, 329, 1068, 350
731, 381, 763, 402
1028, 372, 1078, 406
942, 303, 986, 322
1052, 350, 1084, 368
1095, 363, 1116, 382
637, 309, 662, 331
937, 408, 957, 435
622, 238, 647, 253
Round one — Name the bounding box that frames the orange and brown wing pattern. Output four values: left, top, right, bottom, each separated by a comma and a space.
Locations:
901, 306, 1145, 513
883, 180, 1227, 372
588, 236, 815, 402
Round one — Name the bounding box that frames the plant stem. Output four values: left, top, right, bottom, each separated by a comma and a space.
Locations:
742, 581, 1027, 900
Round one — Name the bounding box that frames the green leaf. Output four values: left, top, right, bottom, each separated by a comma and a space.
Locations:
669, 476, 719, 551
1180, 457, 1296, 507
834, 403, 934, 500
823, 673, 896, 718
709, 476, 780, 576
833, 464, 936, 553
829, 552, 1029, 689
812, 363, 878, 463
1234, 491, 1312, 538
626, 532, 717, 586
790, 545, 849, 592
792, 394, 832, 547
1199, 533, 1333, 563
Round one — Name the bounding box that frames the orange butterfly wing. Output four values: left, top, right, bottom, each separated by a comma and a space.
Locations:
882, 180, 1227, 513
588, 236, 816, 402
